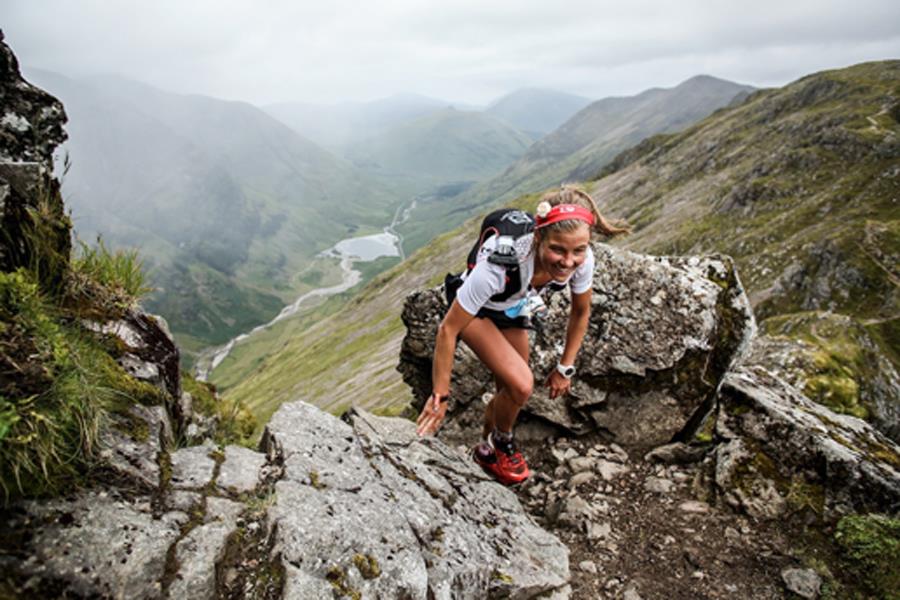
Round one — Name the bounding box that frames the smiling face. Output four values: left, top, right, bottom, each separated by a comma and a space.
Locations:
536, 224, 591, 282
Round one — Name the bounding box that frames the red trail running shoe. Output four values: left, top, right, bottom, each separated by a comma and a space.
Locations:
473, 435, 530, 485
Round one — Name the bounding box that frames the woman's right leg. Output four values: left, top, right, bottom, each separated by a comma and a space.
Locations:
483, 327, 530, 438
460, 319, 532, 435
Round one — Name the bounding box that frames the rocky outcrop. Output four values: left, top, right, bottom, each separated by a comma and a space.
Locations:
2, 400, 571, 599
0, 30, 71, 283
744, 313, 900, 443
399, 244, 755, 448
261, 401, 570, 599
713, 365, 900, 520
85, 309, 184, 424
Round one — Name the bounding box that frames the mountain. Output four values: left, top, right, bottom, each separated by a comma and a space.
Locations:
217, 60, 899, 442
468, 75, 755, 206
25, 69, 402, 353
485, 88, 593, 137
344, 108, 534, 184
263, 93, 451, 150
393, 75, 754, 254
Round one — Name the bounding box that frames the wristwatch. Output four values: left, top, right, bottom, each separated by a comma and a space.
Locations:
556, 364, 576, 379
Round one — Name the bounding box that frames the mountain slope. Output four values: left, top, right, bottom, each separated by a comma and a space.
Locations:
485, 88, 593, 136
345, 108, 534, 184
221, 60, 899, 436
26, 70, 402, 352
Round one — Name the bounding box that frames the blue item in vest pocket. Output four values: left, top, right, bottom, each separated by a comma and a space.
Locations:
505, 294, 547, 319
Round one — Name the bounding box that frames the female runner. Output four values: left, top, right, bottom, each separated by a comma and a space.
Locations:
416, 186, 628, 484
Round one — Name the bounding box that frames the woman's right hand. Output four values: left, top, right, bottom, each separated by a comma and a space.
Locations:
416, 393, 448, 437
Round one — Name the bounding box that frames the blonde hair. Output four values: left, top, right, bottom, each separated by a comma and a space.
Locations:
537, 184, 630, 239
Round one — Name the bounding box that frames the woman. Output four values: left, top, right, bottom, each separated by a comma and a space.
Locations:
416, 185, 629, 485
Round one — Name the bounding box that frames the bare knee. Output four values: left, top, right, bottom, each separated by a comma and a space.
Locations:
507, 371, 533, 406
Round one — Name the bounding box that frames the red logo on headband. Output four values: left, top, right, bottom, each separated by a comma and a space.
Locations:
535, 204, 595, 228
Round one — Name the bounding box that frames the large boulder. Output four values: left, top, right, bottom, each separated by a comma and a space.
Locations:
713, 365, 900, 520
398, 244, 755, 448
261, 401, 571, 599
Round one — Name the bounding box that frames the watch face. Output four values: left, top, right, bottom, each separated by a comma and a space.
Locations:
559, 365, 575, 378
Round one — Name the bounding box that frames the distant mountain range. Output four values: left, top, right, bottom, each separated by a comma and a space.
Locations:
216, 61, 899, 440
485, 88, 593, 137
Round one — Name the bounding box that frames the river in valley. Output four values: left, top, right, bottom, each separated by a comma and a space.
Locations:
193, 199, 415, 381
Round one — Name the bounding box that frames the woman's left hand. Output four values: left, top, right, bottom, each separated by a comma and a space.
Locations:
545, 370, 571, 399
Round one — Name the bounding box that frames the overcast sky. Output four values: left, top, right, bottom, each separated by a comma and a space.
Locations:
4, 0, 899, 106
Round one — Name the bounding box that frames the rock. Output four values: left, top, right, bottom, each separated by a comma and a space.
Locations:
781, 567, 822, 599
568, 456, 595, 473
216, 445, 267, 495
578, 560, 598, 574
261, 401, 570, 599
398, 247, 755, 449
596, 459, 630, 481
745, 317, 900, 443
569, 471, 597, 489
206, 497, 244, 523
83, 311, 182, 421
587, 521, 612, 541
165, 490, 203, 513
715, 366, 900, 518
0, 32, 70, 284
557, 496, 599, 528
170, 444, 218, 490
644, 477, 676, 494
644, 442, 708, 464
98, 404, 172, 489
8, 491, 185, 598
622, 584, 644, 600
678, 501, 710, 514
170, 499, 242, 600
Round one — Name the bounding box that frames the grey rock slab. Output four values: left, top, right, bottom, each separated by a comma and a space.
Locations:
262, 401, 570, 599
165, 490, 203, 513
14, 491, 185, 599
97, 404, 172, 489
216, 445, 267, 495
170, 444, 218, 490
781, 568, 822, 599
170, 499, 242, 600
206, 496, 244, 523
716, 366, 900, 518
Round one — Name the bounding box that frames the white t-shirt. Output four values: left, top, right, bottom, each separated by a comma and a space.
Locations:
455, 233, 594, 316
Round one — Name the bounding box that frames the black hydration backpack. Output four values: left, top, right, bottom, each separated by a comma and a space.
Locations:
445, 208, 535, 305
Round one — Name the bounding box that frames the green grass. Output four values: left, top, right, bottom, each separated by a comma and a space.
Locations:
71, 237, 151, 300
834, 514, 900, 599
0, 268, 163, 499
